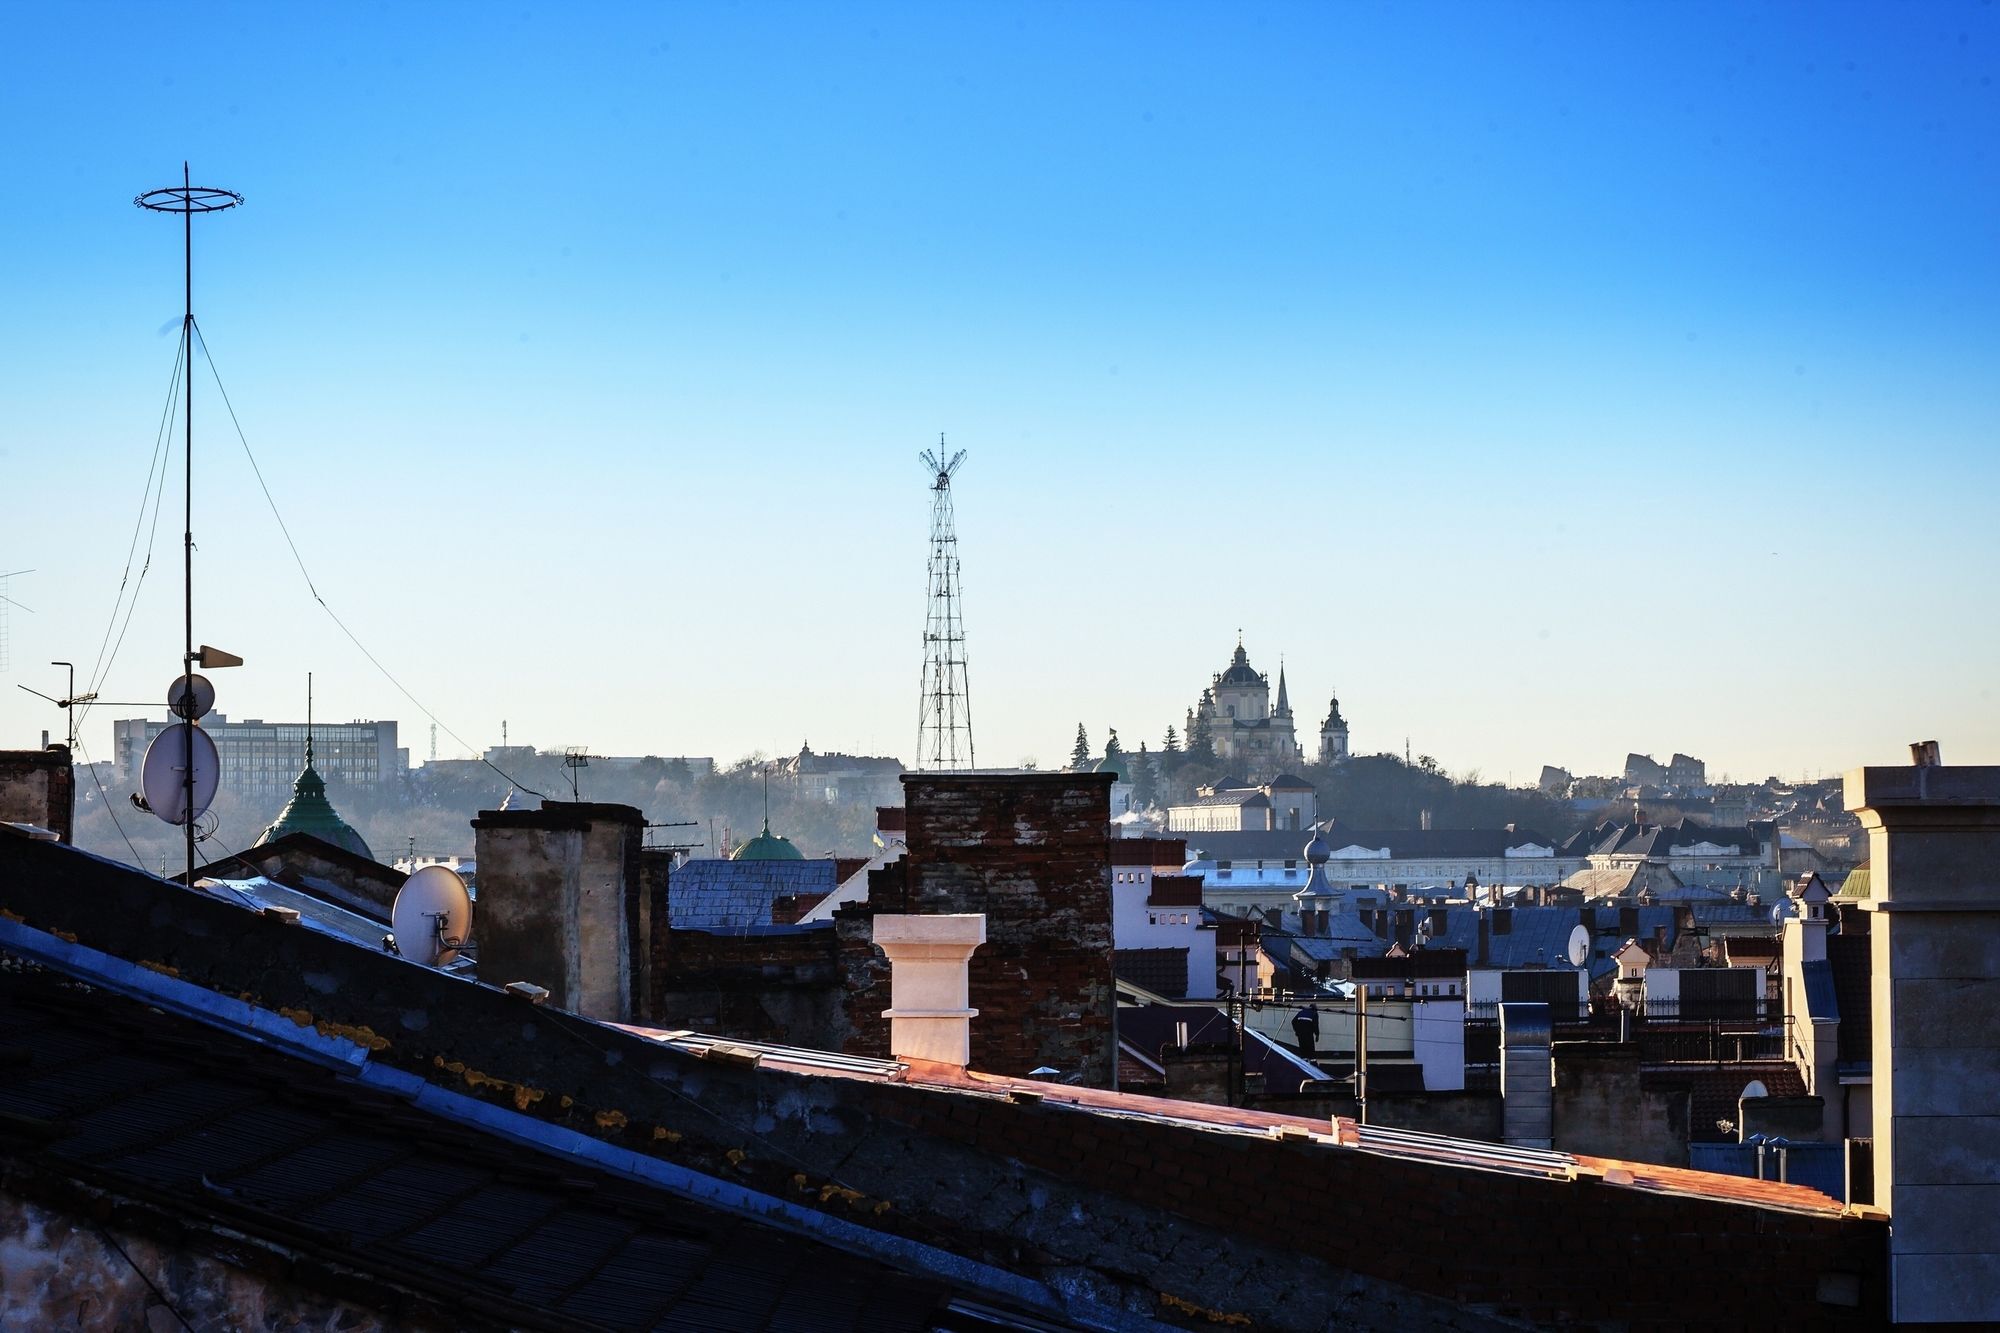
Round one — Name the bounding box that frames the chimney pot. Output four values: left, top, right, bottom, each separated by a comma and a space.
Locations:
875, 914, 987, 1068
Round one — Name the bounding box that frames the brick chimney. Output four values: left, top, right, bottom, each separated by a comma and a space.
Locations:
874, 914, 987, 1068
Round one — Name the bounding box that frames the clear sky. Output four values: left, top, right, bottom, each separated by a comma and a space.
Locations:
1, 2, 1995, 785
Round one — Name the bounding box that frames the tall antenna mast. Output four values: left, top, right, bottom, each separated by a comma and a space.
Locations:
137, 164, 241, 888
916, 435, 974, 771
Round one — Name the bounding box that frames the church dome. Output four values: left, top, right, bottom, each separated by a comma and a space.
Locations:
732, 821, 804, 861
256, 746, 373, 861
1092, 753, 1128, 781
1216, 642, 1261, 687
1303, 831, 1331, 865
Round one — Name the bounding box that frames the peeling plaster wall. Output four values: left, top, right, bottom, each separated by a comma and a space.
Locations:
473, 803, 643, 1019
0, 1189, 389, 1332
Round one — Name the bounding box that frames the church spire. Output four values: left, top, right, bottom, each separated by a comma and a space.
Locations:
1276, 659, 1291, 716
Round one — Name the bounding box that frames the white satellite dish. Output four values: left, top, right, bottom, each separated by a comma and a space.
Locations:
391, 865, 473, 967
1742, 1079, 1770, 1100
168, 672, 216, 720
139, 723, 220, 826
1565, 923, 1591, 968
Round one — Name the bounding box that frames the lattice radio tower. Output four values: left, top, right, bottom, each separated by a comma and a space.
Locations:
917, 437, 975, 770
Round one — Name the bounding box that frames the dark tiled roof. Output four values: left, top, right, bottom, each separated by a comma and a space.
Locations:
0, 965, 978, 1332
1114, 948, 1190, 998
1649, 1063, 1807, 1144
1188, 827, 1555, 863
1436, 906, 1679, 980
1799, 958, 1840, 1024
1115, 1002, 1329, 1091
1177, 791, 1271, 810
1109, 837, 1186, 867
1827, 933, 1873, 1067
1572, 820, 1766, 860
669, 859, 840, 930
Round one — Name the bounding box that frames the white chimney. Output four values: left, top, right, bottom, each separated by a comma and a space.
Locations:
874, 914, 987, 1068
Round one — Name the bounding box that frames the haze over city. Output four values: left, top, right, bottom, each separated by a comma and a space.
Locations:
3, 3, 1996, 782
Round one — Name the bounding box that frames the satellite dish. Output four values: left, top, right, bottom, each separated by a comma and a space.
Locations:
391, 865, 473, 967
1742, 1079, 1769, 1100
139, 723, 220, 825
168, 672, 215, 720
1565, 924, 1591, 968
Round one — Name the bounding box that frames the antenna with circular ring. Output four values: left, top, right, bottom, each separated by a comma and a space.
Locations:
136, 165, 241, 885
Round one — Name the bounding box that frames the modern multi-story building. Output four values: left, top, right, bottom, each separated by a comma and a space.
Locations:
111, 713, 402, 802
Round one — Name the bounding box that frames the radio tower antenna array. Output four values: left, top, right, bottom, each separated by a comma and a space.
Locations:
917, 436, 974, 771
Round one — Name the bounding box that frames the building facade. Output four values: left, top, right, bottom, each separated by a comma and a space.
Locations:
1187, 640, 1300, 778
112, 713, 401, 802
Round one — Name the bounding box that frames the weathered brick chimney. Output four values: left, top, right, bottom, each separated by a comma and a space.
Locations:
0, 745, 74, 844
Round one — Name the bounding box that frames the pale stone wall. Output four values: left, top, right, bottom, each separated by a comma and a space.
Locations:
1849, 763, 2000, 1324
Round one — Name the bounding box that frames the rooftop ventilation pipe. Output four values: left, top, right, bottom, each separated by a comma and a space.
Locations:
1500, 1001, 1554, 1149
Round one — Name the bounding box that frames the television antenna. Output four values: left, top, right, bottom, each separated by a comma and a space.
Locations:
389, 865, 473, 967
136, 164, 242, 886
561, 746, 596, 800
0, 569, 32, 673
917, 436, 975, 771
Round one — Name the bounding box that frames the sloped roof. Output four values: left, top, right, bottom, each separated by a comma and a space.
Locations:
1828, 932, 1873, 1067
1576, 819, 1766, 859
1177, 790, 1271, 810
0, 962, 992, 1332
670, 858, 840, 930
1115, 1001, 1331, 1091
1114, 947, 1189, 998
1189, 827, 1555, 864
1434, 906, 1679, 980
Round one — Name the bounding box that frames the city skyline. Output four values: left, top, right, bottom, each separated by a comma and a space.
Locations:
3, 4, 1996, 784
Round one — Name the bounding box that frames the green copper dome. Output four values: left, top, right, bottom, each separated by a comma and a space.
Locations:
1092, 753, 1128, 782
732, 819, 804, 862
256, 740, 374, 861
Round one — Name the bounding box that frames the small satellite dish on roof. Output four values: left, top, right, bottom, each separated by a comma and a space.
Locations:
168, 672, 215, 720
391, 865, 473, 967
139, 723, 220, 825
1565, 924, 1591, 968
1741, 1079, 1770, 1100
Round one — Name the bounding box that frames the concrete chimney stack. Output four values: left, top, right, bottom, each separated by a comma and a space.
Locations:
1847, 763, 2000, 1324
875, 914, 987, 1069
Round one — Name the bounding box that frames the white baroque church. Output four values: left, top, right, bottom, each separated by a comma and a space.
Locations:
1186, 638, 1350, 778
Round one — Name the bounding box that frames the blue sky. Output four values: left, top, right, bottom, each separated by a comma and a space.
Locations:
1, 2, 1995, 783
